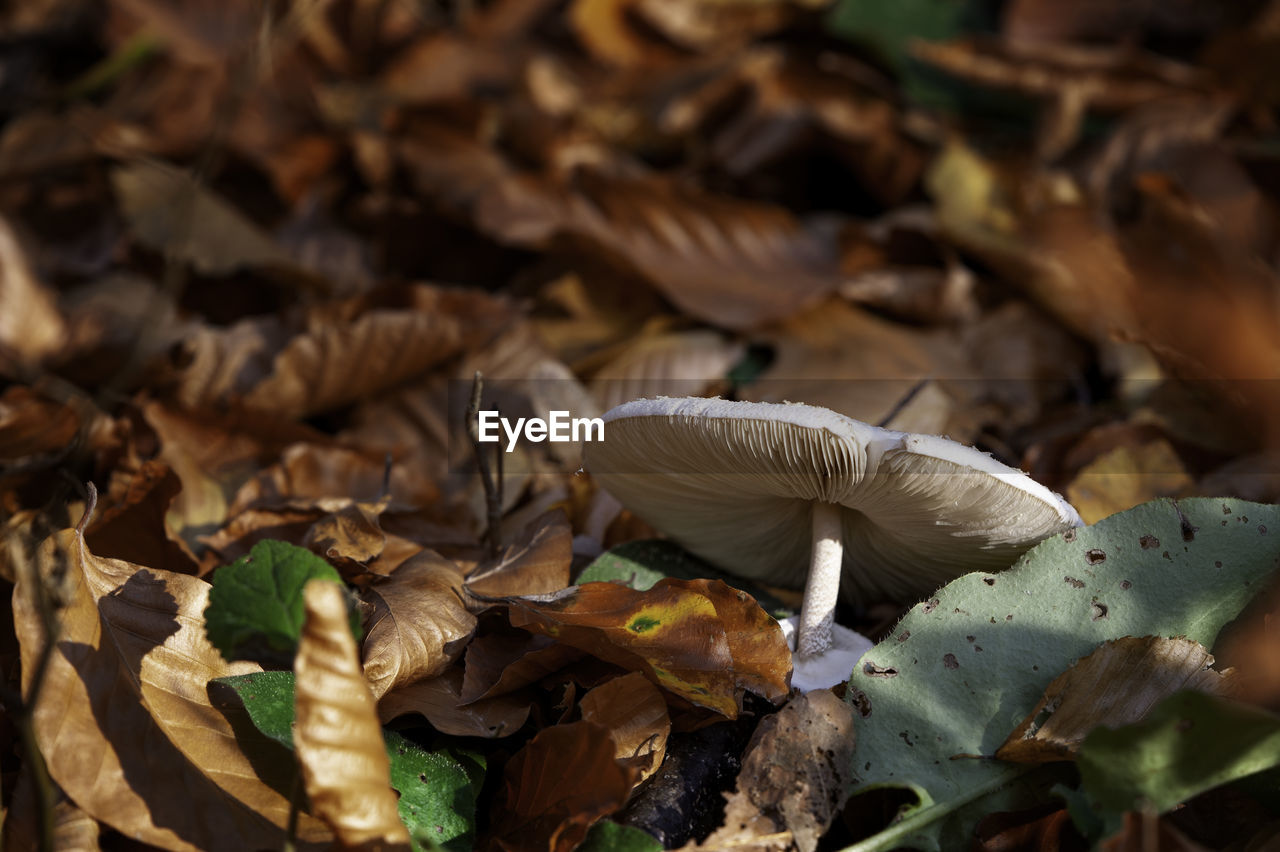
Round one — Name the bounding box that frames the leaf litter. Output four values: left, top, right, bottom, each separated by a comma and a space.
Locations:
6, 0, 1280, 849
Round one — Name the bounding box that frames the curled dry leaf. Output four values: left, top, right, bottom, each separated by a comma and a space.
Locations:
465, 510, 573, 602
461, 630, 588, 702
11, 525, 329, 850
685, 690, 856, 852
997, 636, 1237, 764
303, 495, 391, 569
505, 578, 790, 717
0, 385, 81, 472
361, 550, 477, 700
295, 580, 411, 849
579, 671, 670, 786
377, 666, 531, 737
489, 720, 637, 852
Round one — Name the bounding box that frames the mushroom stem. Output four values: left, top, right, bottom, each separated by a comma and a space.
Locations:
797, 502, 842, 658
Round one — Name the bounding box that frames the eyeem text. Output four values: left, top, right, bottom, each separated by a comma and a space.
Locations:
477, 410, 605, 452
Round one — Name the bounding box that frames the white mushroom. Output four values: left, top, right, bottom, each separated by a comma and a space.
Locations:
584, 397, 1081, 662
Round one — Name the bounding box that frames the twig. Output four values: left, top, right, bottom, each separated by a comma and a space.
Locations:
876, 379, 931, 429
466, 372, 502, 558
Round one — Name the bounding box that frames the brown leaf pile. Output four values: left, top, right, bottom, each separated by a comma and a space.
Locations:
5, 0, 1280, 848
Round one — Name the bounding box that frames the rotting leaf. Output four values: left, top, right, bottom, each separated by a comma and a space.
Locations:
489, 720, 637, 852
12, 525, 330, 850
204, 538, 357, 667
361, 549, 477, 700
996, 636, 1237, 764
505, 578, 791, 717
294, 580, 411, 849
687, 690, 856, 852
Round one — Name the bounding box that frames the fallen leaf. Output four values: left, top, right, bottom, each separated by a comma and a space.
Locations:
204, 538, 354, 667
12, 522, 329, 850
587, 330, 744, 411
303, 495, 391, 569
685, 690, 855, 852
1065, 440, 1194, 525
111, 159, 296, 275
86, 460, 199, 575
743, 297, 965, 431
242, 286, 511, 419
377, 666, 531, 737
489, 720, 637, 852
465, 510, 573, 601
460, 629, 587, 702
361, 550, 477, 700
294, 580, 411, 849
505, 578, 791, 717
579, 671, 670, 784
997, 636, 1237, 764
0, 215, 66, 365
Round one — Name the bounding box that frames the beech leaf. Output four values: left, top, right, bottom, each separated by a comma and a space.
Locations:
294, 580, 412, 849
11, 525, 330, 851
362, 550, 477, 699
996, 636, 1237, 764
505, 578, 791, 717
204, 539, 358, 667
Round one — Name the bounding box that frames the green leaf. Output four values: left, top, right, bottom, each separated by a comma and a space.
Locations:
840, 498, 1280, 851
575, 821, 663, 852
1078, 691, 1280, 838
212, 671, 482, 852
577, 540, 792, 617
204, 539, 359, 666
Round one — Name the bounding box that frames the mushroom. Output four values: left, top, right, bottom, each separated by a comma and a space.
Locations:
583, 397, 1081, 665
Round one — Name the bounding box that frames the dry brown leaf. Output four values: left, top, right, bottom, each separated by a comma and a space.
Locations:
465, 510, 573, 601
11, 523, 330, 850
744, 297, 966, 433
0, 385, 81, 471
361, 550, 477, 700
569, 0, 681, 68
685, 690, 855, 852
0, 215, 66, 365
111, 159, 296, 275
660, 48, 921, 203
379, 33, 516, 104
579, 671, 670, 785
587, 330, 744, 411
505, 578, 791, 717
461, 629, 587, 702
377, 665, 531, 736
295, 580, 411, 850
304, 496, 391, 569
86, 459, 199, 575
4, 772, 102, 852
239, 285, 512, 419
489, 720, 637, 852
1065, 439, 1194, 525
997, 636, 1236, 764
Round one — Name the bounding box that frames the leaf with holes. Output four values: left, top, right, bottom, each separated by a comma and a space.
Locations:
843, 498, 1280, 851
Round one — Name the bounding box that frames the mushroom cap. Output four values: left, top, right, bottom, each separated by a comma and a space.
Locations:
584, 397, 1082, 603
